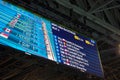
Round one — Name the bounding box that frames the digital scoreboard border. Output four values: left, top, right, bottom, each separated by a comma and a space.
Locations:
0, 0, 104, 78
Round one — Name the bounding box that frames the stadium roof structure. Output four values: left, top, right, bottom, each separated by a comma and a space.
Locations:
0, 0, 120, 80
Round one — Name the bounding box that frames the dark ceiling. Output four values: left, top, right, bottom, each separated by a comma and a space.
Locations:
0, 0, 120, 80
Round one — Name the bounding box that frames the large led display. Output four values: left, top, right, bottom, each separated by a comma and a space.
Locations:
0, 0, 104, 77
0, 0, 57, 61
51, 23, 104, 77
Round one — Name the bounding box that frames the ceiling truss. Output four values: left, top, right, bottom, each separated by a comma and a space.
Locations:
1, 0, 120, 80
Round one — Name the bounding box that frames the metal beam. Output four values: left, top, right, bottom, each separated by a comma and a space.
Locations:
76, 0, 86, 10
114, 9, 120, 27
102, 56, 120, 65
53, 0, 120, 36
87, 0, 105, 20
111, 34, 120, 42
104, 38, 117, 46
85, 19, 107, 34
88, 0, 101, 12
5, 64, 37, 80
100, 48, 117, 53
104, 10, 119, 30
90, 0, 114, 13
91, 5, 120, 13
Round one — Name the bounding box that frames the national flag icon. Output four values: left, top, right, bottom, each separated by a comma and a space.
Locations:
85, 40, 91, 45
4, 28, 12, 33
62, 39, 65, 42
0, 32, 9, 39
74, 35, 80, 40
85, 40, 94, 46
63, 42, 66, 46
62, 39, 67, 47
91, 39, 95, 44
66, 59, 70, 65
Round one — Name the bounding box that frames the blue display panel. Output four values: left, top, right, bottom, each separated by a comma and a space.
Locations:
0, 0, 104, 78
51, 23, 104, 77
0, 0, 56, 60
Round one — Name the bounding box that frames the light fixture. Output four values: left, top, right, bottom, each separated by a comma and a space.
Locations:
118, 44, 120, 55
119, 44, 120, 48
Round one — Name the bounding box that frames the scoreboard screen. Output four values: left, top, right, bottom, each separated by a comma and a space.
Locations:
51, 23, 104, 77
0, 0, 104, 77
